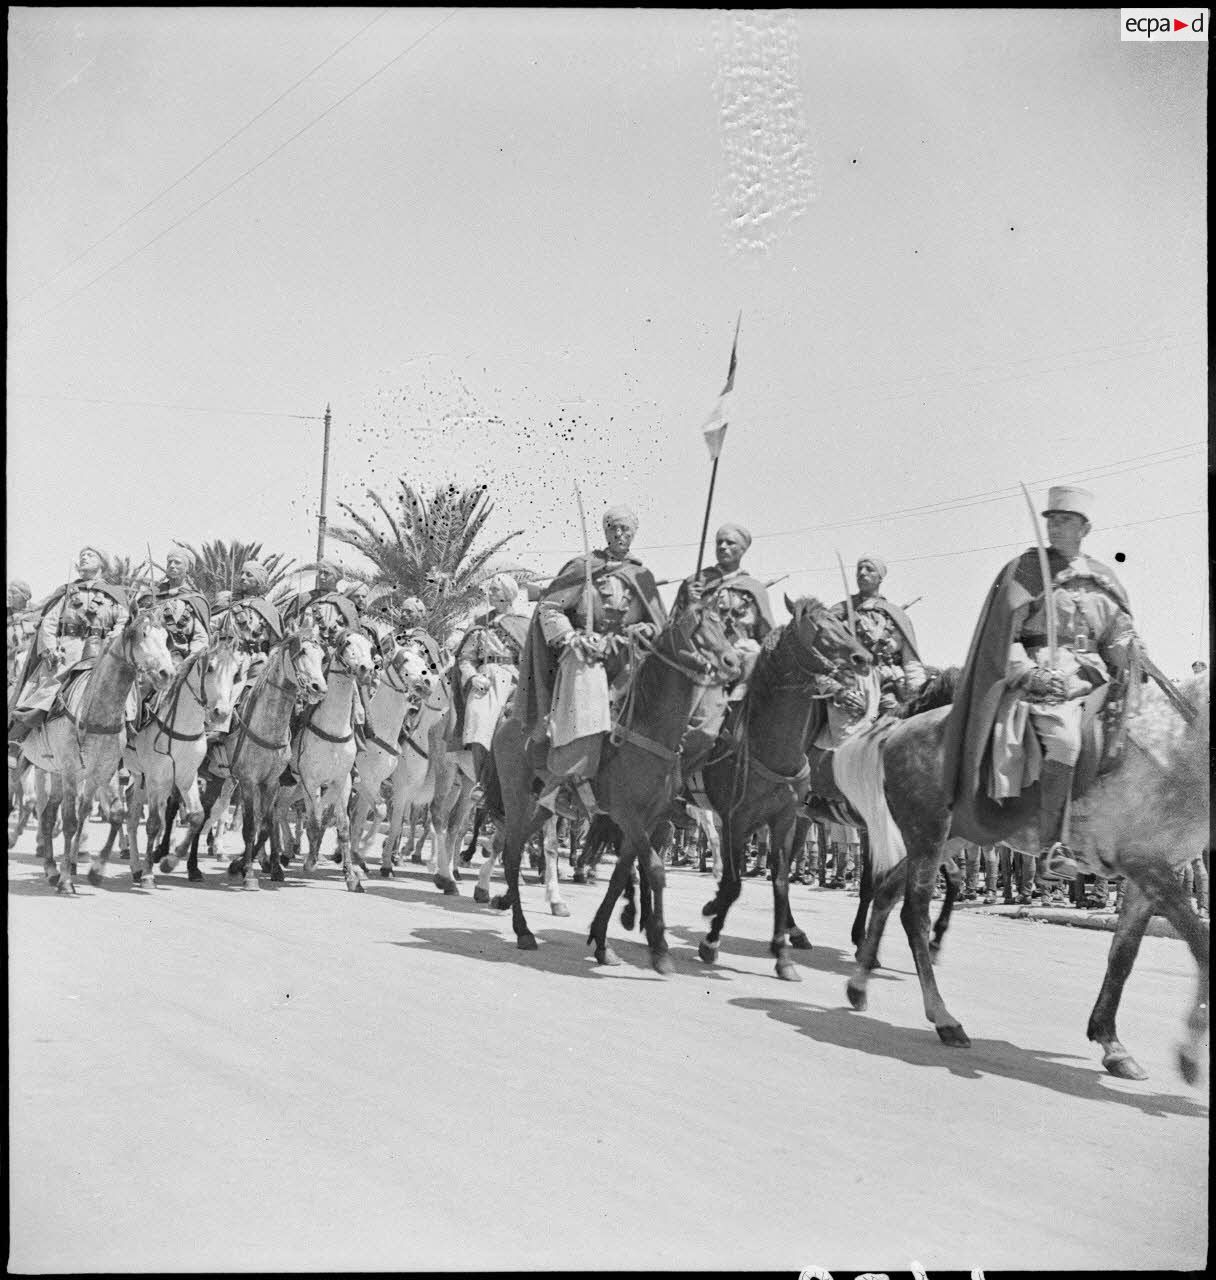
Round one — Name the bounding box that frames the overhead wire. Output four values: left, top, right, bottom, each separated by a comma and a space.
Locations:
12, 9, 391, 307
16, 8, 459, 331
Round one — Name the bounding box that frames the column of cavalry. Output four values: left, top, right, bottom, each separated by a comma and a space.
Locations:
6, 494, 1210, 1089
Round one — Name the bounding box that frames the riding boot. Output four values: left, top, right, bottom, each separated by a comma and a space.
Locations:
1035, 759, 1079, 882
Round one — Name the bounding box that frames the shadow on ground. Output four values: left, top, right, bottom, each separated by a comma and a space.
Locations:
729, 994, 1209, 1119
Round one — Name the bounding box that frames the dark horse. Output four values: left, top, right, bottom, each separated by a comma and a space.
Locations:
695, 596, 871, 979
843, 675, 1209, 1083
483, 600, 741, 973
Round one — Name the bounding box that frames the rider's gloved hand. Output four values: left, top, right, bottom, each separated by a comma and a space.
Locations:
834, 685, 867, 716
468, 673, 491, 694
1023, 666, 1065, 702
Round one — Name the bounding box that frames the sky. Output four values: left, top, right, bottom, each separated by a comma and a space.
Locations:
6, 8, 1209, 676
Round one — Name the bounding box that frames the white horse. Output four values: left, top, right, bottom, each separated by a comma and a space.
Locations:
473, 810, 570, 916
348, 636, 439, 865
125, 637, 242, 882
23, 610, 175, 893
286, 626, 376, 891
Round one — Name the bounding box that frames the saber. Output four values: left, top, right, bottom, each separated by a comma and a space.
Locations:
1139, 650, 1200, 726
573, 482, 594, 638
1018, 482, 1056, 667
835, 550, 858, 638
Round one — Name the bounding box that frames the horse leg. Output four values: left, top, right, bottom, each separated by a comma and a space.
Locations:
301, 788, 323, 873
334, 778, 363, 893
159, 788, 181, 868
587, 850, 635, 966
851, 831, 874, 951
768, 813, 802, 982
847, 858, 908, 1009
637, 830, 674, 976
473, 829, 501, 904
1089, 866, 1210, 1084
169, 779, 206, 880
431, 799, 458, 895
460, 806, 484, 865
134, 786, 162, 888
931, 854, 963, 958
899, 850, 969, 1046
35, 770, 60, 884
699, 818, 745, 964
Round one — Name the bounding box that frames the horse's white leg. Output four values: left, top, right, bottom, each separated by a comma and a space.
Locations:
544, 825, 569, 916
381, 775, 408, 876
474, 829, 503, 904
335, 775, 363, 893
135, 781, 163, 888
169, 777, 205, 869
300, 785, 323, 873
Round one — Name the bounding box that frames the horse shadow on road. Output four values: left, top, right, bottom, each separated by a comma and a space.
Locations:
666, 922, 906, 984
387, 925, 701, 982
729, 995, 1209, 1119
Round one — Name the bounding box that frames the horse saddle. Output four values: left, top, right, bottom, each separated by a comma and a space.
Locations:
48, 661, 97, 724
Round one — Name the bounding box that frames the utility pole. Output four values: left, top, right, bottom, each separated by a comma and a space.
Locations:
315, 403, 332, 589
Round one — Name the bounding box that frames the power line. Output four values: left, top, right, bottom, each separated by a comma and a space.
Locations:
13, 10, 391, 307
16, 8, 459, 331
8, 392, 322, 420
621, 441, 1204, 553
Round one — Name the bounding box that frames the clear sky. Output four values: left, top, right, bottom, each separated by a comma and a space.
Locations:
7, 8, 1208, 676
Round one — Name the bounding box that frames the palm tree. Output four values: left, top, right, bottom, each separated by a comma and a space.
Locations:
171, 539, 297, 604
328, 480, 530, 639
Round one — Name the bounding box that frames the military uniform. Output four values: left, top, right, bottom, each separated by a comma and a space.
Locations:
455, 604, 530, 752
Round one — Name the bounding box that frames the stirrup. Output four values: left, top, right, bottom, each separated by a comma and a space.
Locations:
1039, 842, 1079, 882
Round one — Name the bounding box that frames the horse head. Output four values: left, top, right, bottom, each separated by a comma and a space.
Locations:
784, 594, 871, 680
285, 631, 328, 705
128, 608, 175, 690
665, 599, 742, 684
391, 638, 438, 702
201, 636, 243, 727
330, 627, 376, 686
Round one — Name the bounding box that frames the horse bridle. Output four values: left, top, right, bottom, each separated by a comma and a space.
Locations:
635, 608, 738, 688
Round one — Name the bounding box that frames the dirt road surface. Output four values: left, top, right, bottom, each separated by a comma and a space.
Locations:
8, 826, 1208, 1273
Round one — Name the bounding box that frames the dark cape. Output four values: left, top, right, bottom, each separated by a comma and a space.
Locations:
511, 551, 667, 737
831, 594, 920, 659
941, 547, 1131, 842
674, 567, 776, 637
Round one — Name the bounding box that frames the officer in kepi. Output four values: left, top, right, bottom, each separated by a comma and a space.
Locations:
944, 485, 1140, 885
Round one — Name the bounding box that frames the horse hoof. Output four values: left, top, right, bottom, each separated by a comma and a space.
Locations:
87, 868, 103, 887
47, 872, 61, 888
271, 866, 285, 883
935, 1023, 971, 1048
56, 879, 76, 896
379, 866, 393, 878
473, 886, 490, 904
329, 852, 342, 864
187, 868, 204, 882
572, 869, 586, 885
788, 929, 812, 951
701, 899, 717, 919
517, 933, 538, 951
594, 945, 622, 967
489, 894, 508, 912
410, 852, 423, 864
697, 941, 718, 965
776, 961, 802, 982
549, 901, 569, 917
846, 981, 868, 1011
1104, 1051, 1149, 1081
651, 952, 675, 977
243, 877, 260, 892
434, 874, 459, 895
620, 904, 636, 931
158, 858, 174, 874
346, 877, 365, 894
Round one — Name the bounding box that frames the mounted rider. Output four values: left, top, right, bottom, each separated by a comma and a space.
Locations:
673, 522, 775, 762
210, 561, 283, 735
831, 556, 926, 716
453, 572, 532, 774
9, 546, 130, 741
513, 504, 667, 816
7, 578, 36, 681
155, 546, 198, 602
281, 558, 341, 631
943, 485, 1140, 884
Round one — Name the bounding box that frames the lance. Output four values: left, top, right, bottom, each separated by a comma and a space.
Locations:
693, 311, 741, 582
573, 482, 594, 638
835, 550, 858, 638
315, 403, 332, 588
902, 596, 922, 610
1018, 481, 1056, 668
766, 573, 790, 589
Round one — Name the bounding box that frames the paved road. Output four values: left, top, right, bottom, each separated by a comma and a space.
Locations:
8, 822, 1208, 1273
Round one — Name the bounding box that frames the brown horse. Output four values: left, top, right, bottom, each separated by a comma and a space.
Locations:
692, 596, 872, 977
485, 601, 741, 972
844, 674, 1209, 1084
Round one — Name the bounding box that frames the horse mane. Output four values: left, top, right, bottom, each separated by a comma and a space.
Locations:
900, 666, 960, 717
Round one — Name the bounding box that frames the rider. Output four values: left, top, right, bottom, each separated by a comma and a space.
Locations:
453, 573, 532, 776
281, 558, 341, 630
513, 504, 666, 816
212, 566, 283, 735
673, 522, 775, 762
161, 592, 211, 668
9, 546, 129, 740
943, 485, 1139, 885
831, 556, 926, 715
155, 547, 198, 603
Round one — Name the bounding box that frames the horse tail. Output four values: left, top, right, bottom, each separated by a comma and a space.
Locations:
479, 748, 504, 819
579, 812, 622, 869
833, 727, 907, 882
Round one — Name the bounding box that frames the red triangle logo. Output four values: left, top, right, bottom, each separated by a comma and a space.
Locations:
1173, 18, 1189, 30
